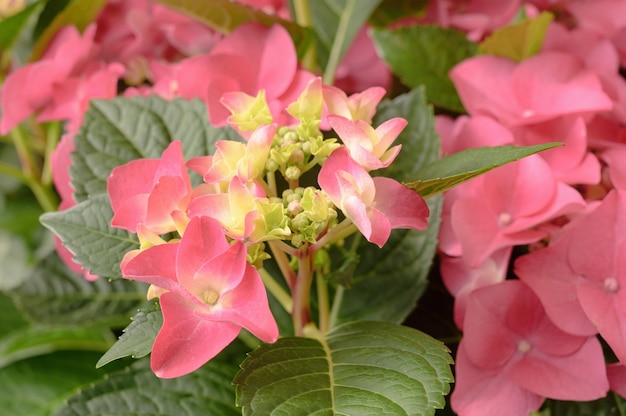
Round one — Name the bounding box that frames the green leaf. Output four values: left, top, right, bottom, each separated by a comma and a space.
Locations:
479, 12, 553, 62
0, 324, 113, 368
57, 355, 241, 416
308, 0, 383, 84
40, 194, 139, 279
96, 303, 163, 368
335, 87, 442, 324
371, 25, 478, 113
0, 0, 44, 52
29, 0, 107, 61
71, 96, 233, 202
0, 350, 127, 416
10, 250, 146, 326
234, 321, 454, 415
0, 231, 32, 290
545, 394, 626, 416
153, 0, 313, 60
369, 0, 428, 27
407, 143, 563, 198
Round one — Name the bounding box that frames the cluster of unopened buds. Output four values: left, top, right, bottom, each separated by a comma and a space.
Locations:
106, 77, 429, 378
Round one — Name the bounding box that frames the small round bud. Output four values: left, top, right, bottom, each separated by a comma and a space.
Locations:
285, 166, 301, 180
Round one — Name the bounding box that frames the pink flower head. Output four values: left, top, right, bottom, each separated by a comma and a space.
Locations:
406, 0, 522, 41
440, 248, 511, 329
0, 24, 105, 134
151, 23, 313, 127
108, 141, 192, 234
318, 147, 428, 247
450, 52, 613, 127
327, 115, 405, 171
516, 190, 626, 362
443, 154, 585, 267
511, 116, 601, 185
322, 84, 386, 126
452, 280, 608, 415
187, 124, 276, 189
121, 215, 278, 378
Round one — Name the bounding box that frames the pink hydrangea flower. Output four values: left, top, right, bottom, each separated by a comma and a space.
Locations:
322, 84, 386, 125
0, 24, 120, 134
516, 190, 626, 361
607, 363, 626, 399
107, 141, 192, 234
450, 52, 613, 127
440, 248, 511, 329
121, 215, 278, 378
150, 23, 314, 127
318, 147, 428, 247
327, 115, 405, 170
452, 280, 609, 416
399, 0, 521, 41
442, 155, 585, 267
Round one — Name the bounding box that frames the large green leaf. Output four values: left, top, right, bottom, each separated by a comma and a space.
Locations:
407, 143, 562, 198
57, 354, 241, 416
10, 250, 146, 326
39, 194, 139, 279
0, 350, 127, 416
153, 0, 313, 60
371, 25, 478, 113
308, 0, 382, 83
70, 96, 234, 202
96, 303, 162, 368
0, 294, 110, 368
335, 87, 441, 324
234, 321, 454, 415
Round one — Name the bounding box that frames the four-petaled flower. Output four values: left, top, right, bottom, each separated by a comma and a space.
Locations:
121, 216, 279, 378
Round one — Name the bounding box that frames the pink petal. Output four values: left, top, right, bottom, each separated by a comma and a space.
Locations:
451, 343, 544, 416
151, 292, 241, 378
208, 265, 279, 343
121, 243, 182, 294
192, 242, 248, 296
515, 240, 598, 337
176, 216, 230, 287
607, 363, 626, 399
512, 336, 608, 400
372, 177, 429, 231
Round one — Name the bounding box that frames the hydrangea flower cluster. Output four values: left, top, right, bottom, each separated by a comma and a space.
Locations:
430, 1, 626, 414
105, 76, 428, 378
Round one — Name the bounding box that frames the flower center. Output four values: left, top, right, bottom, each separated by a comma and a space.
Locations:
202, 289, 220, 305
498, 212, 513, 227
517, 339, 532, 354
604, 277, 619, 294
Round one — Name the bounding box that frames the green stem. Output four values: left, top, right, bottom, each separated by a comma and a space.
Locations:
268, 240, 298, 289
291, 0, 318, 73
266, 170, 278, 198
259, 267, 293, 313
311, 219, 358, 252
293, 246, 314, 336
237, 330, 262, 351
615, 392, 626, 416
10, 125, 40, 179
7, 126, 59, 211
328, 285, 344, 330
316, 271, 329, 333
41, 121, 61, 186
0, 161, 28, 182
322, 0, 356, 85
